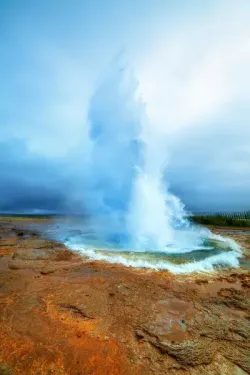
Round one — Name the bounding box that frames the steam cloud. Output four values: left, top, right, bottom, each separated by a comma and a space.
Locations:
58, 58, 241, 276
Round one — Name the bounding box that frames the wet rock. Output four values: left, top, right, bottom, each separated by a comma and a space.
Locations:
8, 241, 76, 273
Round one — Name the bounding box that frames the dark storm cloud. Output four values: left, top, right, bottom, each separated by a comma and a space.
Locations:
0, 139, 73, 213
167, 109, 250, 212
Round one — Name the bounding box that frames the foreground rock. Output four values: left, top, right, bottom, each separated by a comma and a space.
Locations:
0, 220, 249, 374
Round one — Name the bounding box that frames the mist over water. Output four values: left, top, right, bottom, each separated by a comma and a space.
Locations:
55, 59, 241, 273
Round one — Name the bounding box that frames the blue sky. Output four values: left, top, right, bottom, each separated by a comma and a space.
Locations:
1, 0, 250, 212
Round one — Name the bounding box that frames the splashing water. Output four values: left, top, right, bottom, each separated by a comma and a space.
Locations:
55, 59, 241, 273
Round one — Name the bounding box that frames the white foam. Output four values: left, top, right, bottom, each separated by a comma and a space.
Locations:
66, 237, 242, 274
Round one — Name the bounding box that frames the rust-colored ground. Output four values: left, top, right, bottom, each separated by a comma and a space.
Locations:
0, 220, 249, 375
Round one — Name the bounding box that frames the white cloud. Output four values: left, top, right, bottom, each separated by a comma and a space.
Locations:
137, 3, 250, 137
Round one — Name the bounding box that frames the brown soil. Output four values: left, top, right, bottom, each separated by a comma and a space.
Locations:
0, 220, 249, 375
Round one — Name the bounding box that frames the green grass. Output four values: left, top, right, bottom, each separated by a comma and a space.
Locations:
1, 212, 250, 227
0, 214, 55, 221
192, 212, 250, 227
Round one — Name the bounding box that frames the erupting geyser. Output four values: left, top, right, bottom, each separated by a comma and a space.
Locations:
57, 59, 241, 273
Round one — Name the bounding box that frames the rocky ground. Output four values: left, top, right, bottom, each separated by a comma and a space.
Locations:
0, 219, 249, 375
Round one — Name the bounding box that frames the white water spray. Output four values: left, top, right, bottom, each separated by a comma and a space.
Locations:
61, 58, 242, 272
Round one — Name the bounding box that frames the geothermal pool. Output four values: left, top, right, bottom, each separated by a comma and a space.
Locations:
67, 241, 241, 274
42, 219, 242, 274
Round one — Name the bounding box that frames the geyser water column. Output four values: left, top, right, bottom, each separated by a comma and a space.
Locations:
85, 60, 144, 247
63, 59, 242, 272
127, 116, 193, 251
85, 58, 188, 250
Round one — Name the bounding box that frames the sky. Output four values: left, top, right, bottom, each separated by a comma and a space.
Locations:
0, 0, 250, 213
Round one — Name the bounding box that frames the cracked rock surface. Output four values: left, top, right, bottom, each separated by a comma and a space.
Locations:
0, 219, 249, 374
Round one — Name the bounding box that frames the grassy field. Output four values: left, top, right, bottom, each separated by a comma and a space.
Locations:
0, 214, 57, 221
192, 211, 250, 227
0, 212, 250, 227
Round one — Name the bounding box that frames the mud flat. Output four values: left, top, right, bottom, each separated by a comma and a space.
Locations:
0, 219, 249, 375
